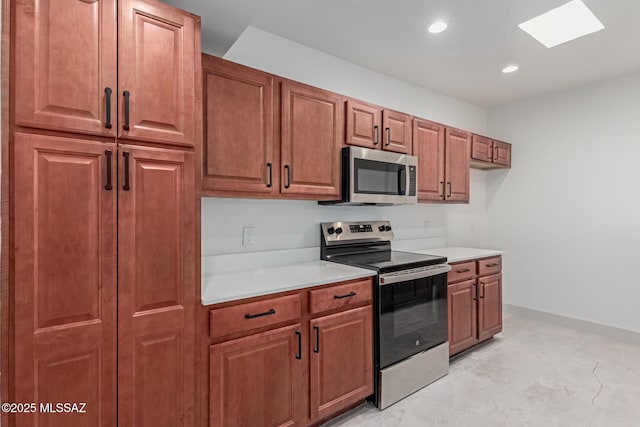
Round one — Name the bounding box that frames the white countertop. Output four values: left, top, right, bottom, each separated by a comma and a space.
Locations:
409, 247, 504, 263
201, 260, 376, 306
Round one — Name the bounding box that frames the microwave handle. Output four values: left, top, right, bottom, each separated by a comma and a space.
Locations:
398, 168, 406, 196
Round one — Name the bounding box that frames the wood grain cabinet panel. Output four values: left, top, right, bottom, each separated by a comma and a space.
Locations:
202, 55, 275, 194
470, 134, 511, 169
471, 134, 493, 163
309, 279, 372, 315
117, 145, 195, 427
345, 99, 382, 149
14, 133, 117, 426
413, 118, 445, 201
280, 80, 342, 199
382, 109, 412, 154
15, 0, 117, 136
493, 140, 511, 167
478, 274, 503, 341
448, 279, 478, 356
447, 261, 476, 284
444, 128, 470, 203
209, 325, 305, 427
310, 306, 373, 421
118, 0, 197, 146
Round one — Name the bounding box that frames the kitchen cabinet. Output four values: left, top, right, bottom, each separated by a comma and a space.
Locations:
281, 80, 342, 199
117, 145, 195, 427
447, 256, 503, 356
413, 119, 469, 203
209, 325, 305, 427
309, 306, 373, 421
202, 55, 275, 195
345, 100, 412, 154
14, 133, 117, 426
206, 278, 374, 426
15, 0, 198, 147
471, 134, 512, 169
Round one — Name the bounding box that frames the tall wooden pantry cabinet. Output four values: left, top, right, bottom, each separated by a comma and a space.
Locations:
4, 0, 201, 425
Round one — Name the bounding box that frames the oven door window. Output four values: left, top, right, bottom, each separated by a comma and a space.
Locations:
379, 274, 448, 368
354, 158, 406, 196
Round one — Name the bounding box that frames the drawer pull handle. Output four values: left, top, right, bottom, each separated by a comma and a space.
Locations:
334, 291, 356, 299
486, 263, 500, 267
456, 268, 470, 273
245, 308, 276, 319
295, 330, 302, 360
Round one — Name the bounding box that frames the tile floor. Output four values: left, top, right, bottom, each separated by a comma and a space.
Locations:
323, 312, 640, 427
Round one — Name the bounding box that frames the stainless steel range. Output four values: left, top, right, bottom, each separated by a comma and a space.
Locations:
321, 221, 451, 409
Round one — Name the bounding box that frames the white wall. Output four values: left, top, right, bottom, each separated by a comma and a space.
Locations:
487, 71, 640, 333
200, 26, 490, 258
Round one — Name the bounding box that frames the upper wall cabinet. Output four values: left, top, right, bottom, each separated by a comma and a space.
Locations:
346, 100, 412, 154
201, 55, 275, 195
445, 128, 471, 202
15, 0, 117, 136
281, 80, 342, 199
15, 0, 199, 148
471, 134, 511, 169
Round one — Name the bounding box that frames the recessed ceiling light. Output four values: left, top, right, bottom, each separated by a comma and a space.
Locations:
502, 65, 519, 74
428, 21, 448, 34
518, 0, 604, 48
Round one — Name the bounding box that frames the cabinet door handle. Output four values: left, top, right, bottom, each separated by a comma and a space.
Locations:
244, 308, 275, 319
334, 291, 356, 299
486, 263, 500, 267
104, 87, 112, 129
313, 325, 320, 353
385, 127, 391, 146
295, 330, 302, 360
480, 283, 485, 298
266, 163, 273, 188
284, 165, 291, 189
122, 151, 131, 191
374, 125, 379, 145
123, 90, 131, 131
494, 147, 498, 161
447, 182, 452, 198
440, 181, 445, 199
104, 150, 113, 191
456, 268, 470, 273
472, 284, 477, 301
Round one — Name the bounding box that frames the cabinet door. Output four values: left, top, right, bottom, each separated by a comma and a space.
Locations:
414, 118, 445, 202
118, 0, 197, 146
310, 306, 373, 421
281, 81, 342, 199
202, 56, 275, 195
448, 279, 478, 356
471, 134, 493, 162
117, 145, 195, 427
15, 0, 117, 136
14, 134, 117, 426
382, 109, 412, 154
209, 325, 304, 427
444, 128, 470, 203
345, 99, 381, 149
478, 274, 503, 341
493, 140, 512, 167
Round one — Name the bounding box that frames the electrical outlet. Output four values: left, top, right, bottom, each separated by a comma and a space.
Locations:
424, 221, 430, 235
242, 226, 254, 246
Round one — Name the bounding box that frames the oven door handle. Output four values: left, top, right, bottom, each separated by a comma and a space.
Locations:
379, 264, 452, 285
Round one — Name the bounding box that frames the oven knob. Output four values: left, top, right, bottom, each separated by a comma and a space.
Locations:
327, 227, 335, 235
335, 227, 343, 235
378, 225, 385, 232
385, 225, 392, 232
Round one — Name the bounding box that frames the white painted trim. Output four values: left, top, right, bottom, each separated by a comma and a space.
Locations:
504, 304, 640, 345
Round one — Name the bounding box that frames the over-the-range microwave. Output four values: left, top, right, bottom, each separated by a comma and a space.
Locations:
320, 146, 418, 206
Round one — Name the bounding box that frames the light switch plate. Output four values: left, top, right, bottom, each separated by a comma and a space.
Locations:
242, 226, 254, 246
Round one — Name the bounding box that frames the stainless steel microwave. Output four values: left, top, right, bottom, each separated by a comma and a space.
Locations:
321, 147, 418, 206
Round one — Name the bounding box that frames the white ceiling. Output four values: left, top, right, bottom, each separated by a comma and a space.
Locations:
169, 0, 640, 107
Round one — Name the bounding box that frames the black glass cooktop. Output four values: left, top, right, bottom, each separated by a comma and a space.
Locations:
329, 250, 447, 274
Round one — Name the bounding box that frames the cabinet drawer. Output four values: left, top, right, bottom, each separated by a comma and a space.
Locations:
209, 294, 301, 339
309, 279, 372, 315
478, 256, 502, 277
448, 261, 476, 284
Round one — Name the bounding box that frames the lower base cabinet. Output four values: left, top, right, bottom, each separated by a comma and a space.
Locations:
207, 278, 374, 426
448, 257, 503, 356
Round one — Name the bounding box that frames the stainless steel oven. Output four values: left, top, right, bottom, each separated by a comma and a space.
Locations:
320, 147, 417, 206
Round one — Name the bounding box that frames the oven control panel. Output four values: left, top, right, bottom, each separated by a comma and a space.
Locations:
321, 221, 394, 244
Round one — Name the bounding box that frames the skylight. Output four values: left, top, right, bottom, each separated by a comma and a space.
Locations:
518, 0, 605, 48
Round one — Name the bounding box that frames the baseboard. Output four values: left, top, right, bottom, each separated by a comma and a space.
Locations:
504, 304, 640, 346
